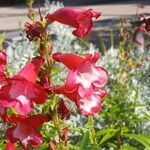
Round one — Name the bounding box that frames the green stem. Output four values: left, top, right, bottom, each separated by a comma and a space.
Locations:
39, 18, 67, 150
53, 106, 64, 150
88, 116, 96, 145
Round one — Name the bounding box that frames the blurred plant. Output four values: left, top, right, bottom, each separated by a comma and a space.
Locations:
95, 9, 150, 149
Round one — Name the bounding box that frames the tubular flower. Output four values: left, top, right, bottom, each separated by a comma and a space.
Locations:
45, 7, 101, 38
6, 114, 49, 150
25, 21, 44, 41
143, 18, 150, 32
0, 57, 48, 116
52, 52, 108, 116
6, 140, 15, 150
0, 51, 7, 80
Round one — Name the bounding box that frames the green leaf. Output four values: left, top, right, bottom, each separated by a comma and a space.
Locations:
26, 0, 35, 6
141, 111, 150, 121
0, 141, 5, 149
99, 129, 118, 145
95, 128, 118, 138
51, 66, 64, 76
120, 145, 137, 150
123, 134, 150, 149
85, 146, 100, 150
0, 33, 6, 49
80, 131, 90, 150
68, 144, 80, 150
121, 126, 129, 134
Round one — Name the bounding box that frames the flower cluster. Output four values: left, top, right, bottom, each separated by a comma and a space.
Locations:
0, 52, 49, 149
0, 6, 108, 150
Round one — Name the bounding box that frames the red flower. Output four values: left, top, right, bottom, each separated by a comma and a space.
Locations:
58, 99, 71, 120
38, 72, 51, 92
45, 7, 101, 38
52, 52, 108, 116
0, 106, 7, 122
6, 114, 49, 149
6, 140, 15, 150
0, 57, 48, 116
25, 22, 44, 41
0, 51, 7, 80
60, 128, 68, 146
143, 18, 150, 32
0, 51, 7, 122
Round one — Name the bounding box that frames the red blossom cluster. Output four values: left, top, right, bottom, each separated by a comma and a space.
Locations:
0, 7, 108, 150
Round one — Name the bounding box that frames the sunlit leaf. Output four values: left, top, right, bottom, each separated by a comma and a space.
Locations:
99, 129, 118, 145
120, 145, 137, 150
68, 144, 80, 150
123, 134, 150, 149
95, 128, 118, 138
26, 0, 35, 6
141, 111, 150, 121
0, 33, 6, 49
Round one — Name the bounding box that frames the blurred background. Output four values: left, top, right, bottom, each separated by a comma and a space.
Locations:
0, 0, 150, 48
0, 0, 137, 5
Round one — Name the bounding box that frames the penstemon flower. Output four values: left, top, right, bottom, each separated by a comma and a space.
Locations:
45, 7, 101, 38
6, 114, 49, 149
52, 52, 108, 116
0, 53, 48, 116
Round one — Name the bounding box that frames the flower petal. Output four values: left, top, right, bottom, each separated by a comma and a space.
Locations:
77, 86, 103, 116
53, 52, 84, 70
58, 100, 71, 119
0, 78, 48, 116
16, 57, 44, 83
6, 140, 15, 150
0, 51, 7, 80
